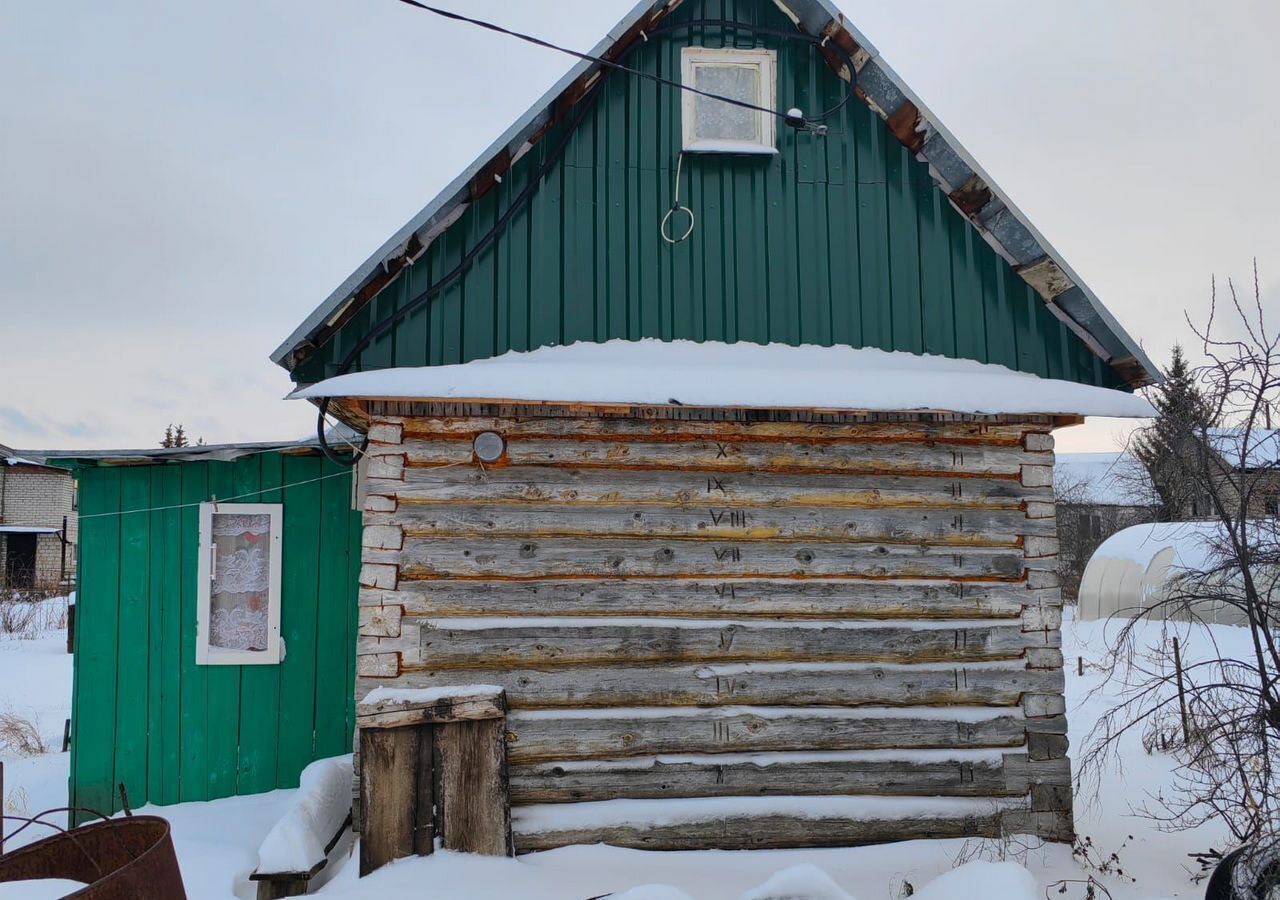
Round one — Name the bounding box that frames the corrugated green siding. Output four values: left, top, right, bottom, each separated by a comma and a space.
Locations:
293, 0, 1122, 390
68, 453, 361, 819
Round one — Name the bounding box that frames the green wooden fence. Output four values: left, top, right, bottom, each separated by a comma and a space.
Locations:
69, 451, 361, 818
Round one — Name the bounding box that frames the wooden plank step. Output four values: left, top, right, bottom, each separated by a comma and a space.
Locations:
379, 537, 1025, 581
382, 467, 1051, 510
509, 748, 1019, 803
407, 618, 1036, 669
367, 661, 1063, 708
502, 706, 1038, 763
364, 578, 1043, 620
510, 795, 1023, 852
375, 504, 1052, 547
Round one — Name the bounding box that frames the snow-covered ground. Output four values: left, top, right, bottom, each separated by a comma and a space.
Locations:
0, 598, 1239, 899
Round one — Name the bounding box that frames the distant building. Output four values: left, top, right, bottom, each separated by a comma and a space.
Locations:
0, 442, 76, 589
1054, 452, 1158, 599
1196, 428, 1280, 519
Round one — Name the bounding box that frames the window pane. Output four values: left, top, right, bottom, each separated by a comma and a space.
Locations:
694, 65, 761, 143
210, 512, 272, 652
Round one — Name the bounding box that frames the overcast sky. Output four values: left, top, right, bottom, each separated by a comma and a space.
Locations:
2, 1, 1277, 452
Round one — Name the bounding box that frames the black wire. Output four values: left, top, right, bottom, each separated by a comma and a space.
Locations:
316, 9, 859, 464
395, 1, 856, 124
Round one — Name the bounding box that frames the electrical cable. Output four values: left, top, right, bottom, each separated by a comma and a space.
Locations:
395, 2, 856, 126
315, 7, 859, 464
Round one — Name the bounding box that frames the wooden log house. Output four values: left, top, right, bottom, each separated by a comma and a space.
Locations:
271, 0, 1159, 851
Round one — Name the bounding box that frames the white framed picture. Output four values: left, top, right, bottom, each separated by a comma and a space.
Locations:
681, 47, 778, 154
196, 502, 283, 666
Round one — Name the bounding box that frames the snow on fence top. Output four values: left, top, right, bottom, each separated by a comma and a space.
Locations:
289, 339, 1156, 418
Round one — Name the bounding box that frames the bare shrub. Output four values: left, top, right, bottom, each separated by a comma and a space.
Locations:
0, 595, 40, 639
1082, 263, 1280, 848
0, 711, 47, 757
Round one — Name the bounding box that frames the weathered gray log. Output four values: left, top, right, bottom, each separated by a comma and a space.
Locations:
358, 726, 429, 876
374, 504, 1053, 546
400, 436, 1050, 477
380, 537, 1025, 581
381, 467, 1052, 510
503, 708, 1034, 763
509, 755, 1016, 803
512, 809, 1009, 853
436, 718, 514, 856
400, 415, 1037, 444
364, 578, 1043, 620
382, 661, 1063, 709
413, 620, 1033, 669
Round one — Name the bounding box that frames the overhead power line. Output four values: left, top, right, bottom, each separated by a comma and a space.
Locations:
393, 0, 855, 125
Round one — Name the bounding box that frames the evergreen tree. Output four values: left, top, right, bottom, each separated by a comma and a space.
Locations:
161, 424, 175, 448
173, 424, 189, 448
1131, 345, 1216, 521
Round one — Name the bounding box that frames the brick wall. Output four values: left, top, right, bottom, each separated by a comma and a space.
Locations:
1, 465, 77, 583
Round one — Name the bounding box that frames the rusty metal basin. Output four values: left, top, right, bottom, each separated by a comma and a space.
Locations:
0, 816, 186, 899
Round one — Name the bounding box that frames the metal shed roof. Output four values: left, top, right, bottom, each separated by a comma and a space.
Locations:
271, 0, 1157, 388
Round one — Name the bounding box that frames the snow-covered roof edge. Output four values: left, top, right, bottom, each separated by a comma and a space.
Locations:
269, 0, 1157, 389
288, 339, 1155, 419
28, 426, 363, 466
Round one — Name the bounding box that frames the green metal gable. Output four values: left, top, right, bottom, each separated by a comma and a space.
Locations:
292, 0, 1119, 391
68, 451, 361, 818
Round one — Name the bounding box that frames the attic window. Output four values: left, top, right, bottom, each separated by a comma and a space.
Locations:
681, 47, 777, 154
196, 502, 283, 666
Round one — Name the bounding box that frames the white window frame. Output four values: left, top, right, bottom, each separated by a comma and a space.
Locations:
196, 502, 284, 666
681, 47, 778, 155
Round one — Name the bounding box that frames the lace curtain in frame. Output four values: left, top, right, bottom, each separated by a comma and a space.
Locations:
210, 513, 272, 652
693, 65, 761, 142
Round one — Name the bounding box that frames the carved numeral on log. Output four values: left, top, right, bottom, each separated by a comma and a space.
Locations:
707, 477, 727, 495
714, 547, 742, 562
951, 450, 966, 467
949, 481, 964, 499
713, 583, 737, 599
952, 515, 964, 531
709, 509, 748, 527
714, 442, 730, 459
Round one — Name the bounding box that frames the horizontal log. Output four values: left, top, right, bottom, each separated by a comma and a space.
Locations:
401, 437, 1051, 478
413, 619, 1032, 669
509, 752, 1018, 803
387, 661, 1063, 708
366, 579, 1046, 620
384, 537, 1026, 581
374, 504, 1053, 547
504, 707, 1032, 763
512, 802, 1013, 852
401, 416, 1035, 444
383, 467, 1052, 511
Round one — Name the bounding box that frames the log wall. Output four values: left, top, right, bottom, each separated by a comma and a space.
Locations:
354, 404, 1072, 850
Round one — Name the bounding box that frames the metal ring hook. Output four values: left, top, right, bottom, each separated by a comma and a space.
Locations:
661, 152, 695, 244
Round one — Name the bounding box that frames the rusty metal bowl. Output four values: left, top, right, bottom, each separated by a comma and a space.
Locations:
0, 815, 186, 899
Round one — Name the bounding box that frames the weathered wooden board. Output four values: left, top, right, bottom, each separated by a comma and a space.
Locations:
436, 718, 513, 856
381, 467, 1051, 510
383, 537, 1025, 581
383, 662, 1063, 708
366, 579, 1042, 620
509, 755, 1016, 803
401, 437, 1051, 477
413, 620, 1033, 668
377, 504, 1053, 546
400, 416, 1037, 445
512, 809, 1009, 852
502, 709, 1054, 763
358, 725, 429, 876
